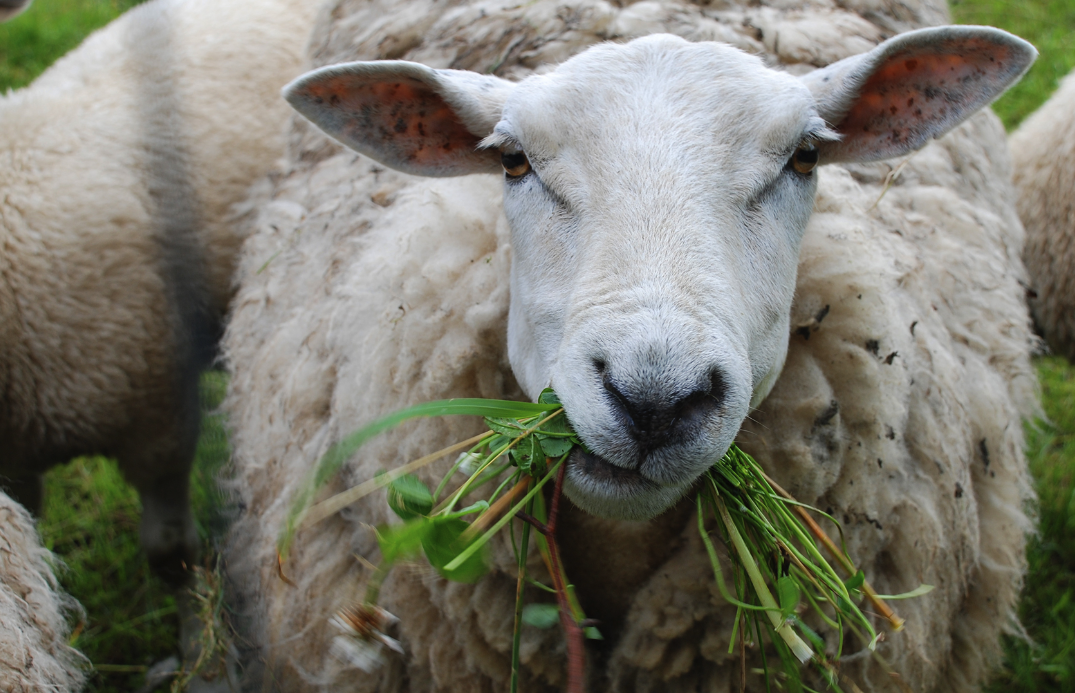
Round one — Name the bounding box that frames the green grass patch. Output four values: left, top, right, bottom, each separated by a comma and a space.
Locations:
40, 456, 179, 692
0, 0, 143, 91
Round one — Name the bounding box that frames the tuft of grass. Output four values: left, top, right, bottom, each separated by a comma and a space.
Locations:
40, 455, 179, 693
0, 0, 144, 91
951, 0, 1075, 130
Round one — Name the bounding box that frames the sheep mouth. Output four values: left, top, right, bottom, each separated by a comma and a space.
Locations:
568, 448, 657, 492
562, 447, 694, 520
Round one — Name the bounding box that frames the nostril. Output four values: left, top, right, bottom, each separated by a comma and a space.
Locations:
708, 368, 727, 406
602, 371, 633, 423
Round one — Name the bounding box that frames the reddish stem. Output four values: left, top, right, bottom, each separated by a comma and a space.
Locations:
518, 464, 586, 692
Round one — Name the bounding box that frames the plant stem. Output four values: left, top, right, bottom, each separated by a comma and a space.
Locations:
511, 499, 533, 693
713, 494, 813, 663
462, 476, 531, 545
442, 458, 563, 572
516, 463, 586, 692
761, 472, 904, 631
544, 463, 586, 693
302, 431, 492, 528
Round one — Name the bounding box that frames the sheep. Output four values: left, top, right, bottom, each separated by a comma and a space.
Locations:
1010, 68, 1075, 361
221, 0, 1039, 690
0, 490, 87, 693
0, 0, 30, 22
0, 0, 320, 579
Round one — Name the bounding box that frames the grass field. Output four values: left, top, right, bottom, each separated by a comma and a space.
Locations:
2, 0, 1073, 691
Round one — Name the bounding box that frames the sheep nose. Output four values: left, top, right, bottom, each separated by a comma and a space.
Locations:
600, 366, 726, 453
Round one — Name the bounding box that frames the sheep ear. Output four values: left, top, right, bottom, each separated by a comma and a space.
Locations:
283, 61, 513, 177
802, 26, 1036, 164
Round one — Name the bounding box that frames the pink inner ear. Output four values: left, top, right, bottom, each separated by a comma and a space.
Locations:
835, 39, 1017, 158
304, 75, 482, 170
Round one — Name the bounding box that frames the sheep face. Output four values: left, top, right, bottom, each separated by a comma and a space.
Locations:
286, 27, 1034, 520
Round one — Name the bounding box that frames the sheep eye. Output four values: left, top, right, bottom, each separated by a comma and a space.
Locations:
790, 142, 819, 175
501, 150, 531, 179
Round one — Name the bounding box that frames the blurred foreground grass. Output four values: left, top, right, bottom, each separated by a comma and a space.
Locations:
3, 0, 1074, 691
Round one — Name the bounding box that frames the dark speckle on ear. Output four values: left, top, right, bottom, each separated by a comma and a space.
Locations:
295, 72, 488, 174
820, 30, 1035, 163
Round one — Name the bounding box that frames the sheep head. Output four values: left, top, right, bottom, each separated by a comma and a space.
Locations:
284, 27, 1034, 520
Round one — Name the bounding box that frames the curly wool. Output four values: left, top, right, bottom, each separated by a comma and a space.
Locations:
1010, 68, 1075, 361
222, 0, 1036, 691
0, 492, 87, 692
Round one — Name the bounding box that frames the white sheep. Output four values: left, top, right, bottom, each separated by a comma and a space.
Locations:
1010, 68, 1075, 361
0, 491, 87, 693
221, 0, 1038, 690
0, 0, 319, 578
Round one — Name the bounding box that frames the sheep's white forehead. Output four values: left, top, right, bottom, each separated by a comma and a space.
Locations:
498, 34, 820, 180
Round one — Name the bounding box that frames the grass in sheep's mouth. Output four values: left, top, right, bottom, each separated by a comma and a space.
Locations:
279, 389, 931, 693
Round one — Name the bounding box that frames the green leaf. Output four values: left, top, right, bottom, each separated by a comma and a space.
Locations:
843, 570, 865, 592
584, 626, 604, 640
777, 575, 801, 621
386, 473, 433, 520
537, 389, 561, 405
377, 518, 432, 564
512, 436, 547, 477
538, 436, 574, 457
533, 411, 574, 437
485, 417, 530, 438
421, 518, 488, 583
521, 603, 560, 629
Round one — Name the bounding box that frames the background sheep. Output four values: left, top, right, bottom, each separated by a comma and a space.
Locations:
1010, 68, 1075, 361
0, 0, 319, 578
222, 0, 1037, 690
0, 0, 29, 22
0, 490, 86, 693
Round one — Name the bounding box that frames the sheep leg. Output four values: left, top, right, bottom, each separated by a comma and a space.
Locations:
137, 468, 199, 586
